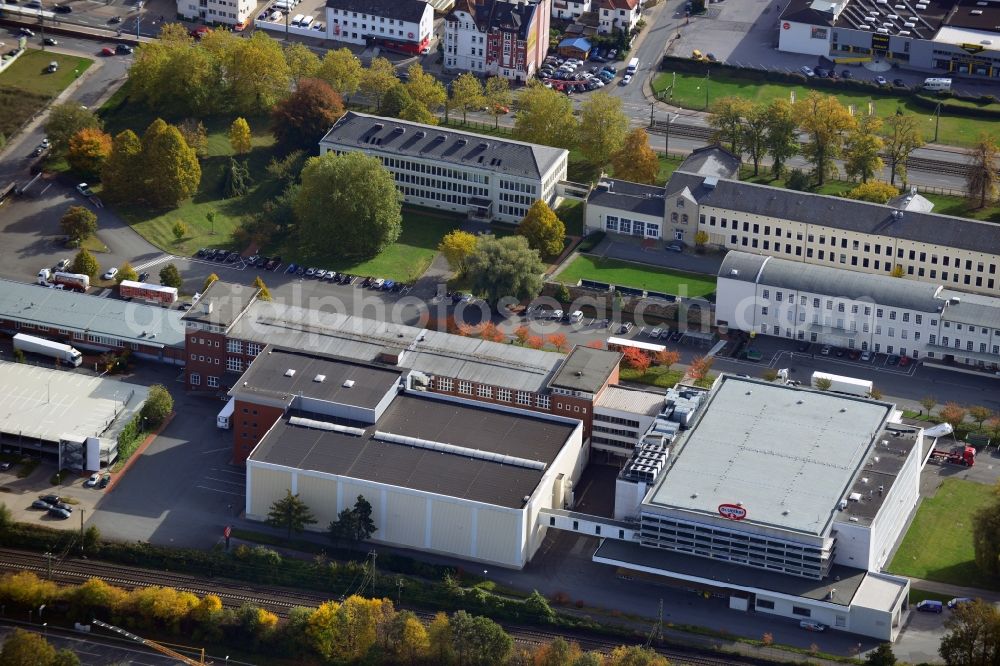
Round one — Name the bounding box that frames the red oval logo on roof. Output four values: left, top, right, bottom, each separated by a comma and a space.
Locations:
782, 22, 790, 30
718, 504, 747, 521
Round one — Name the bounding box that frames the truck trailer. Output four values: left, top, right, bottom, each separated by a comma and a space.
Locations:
928, 445, 976, 467
217, 397, 235, 429
52, 271, 90, 292
811, 371, 873, 397
13, 333, 83, 367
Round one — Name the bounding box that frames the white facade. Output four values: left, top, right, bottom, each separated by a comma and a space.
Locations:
325, 1, 433, 51
176, 0, 255, 28
445, 7, 489, 74
777, 20, 832, 56
596, 0, 639, 35
551, 0, 590, 19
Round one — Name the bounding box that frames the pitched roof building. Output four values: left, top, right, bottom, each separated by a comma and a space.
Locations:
444, 0, 551, 81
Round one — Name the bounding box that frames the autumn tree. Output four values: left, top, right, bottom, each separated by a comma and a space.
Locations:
814, 376, 833, 391
66, 127, 112, 179
362, 56, 400, 111
882, 111, 924, 187
449, 72, 484, 124
519, 200, 566, 257
116, 262, 138, 284
465, 236, 545, 308
969, 405, 994, 430
939, 600, 1000, 665
578, 92, 629, 169
939, 403, 968, 431
427, 612, 455, 665
100, 129, 142, 203
514, 325, 530, 345
611, 128, 659, 184
742, 102, 770, 176
267, 490, 317, 538
44, 102, 102, 155
284, 42, 320, 83
547, 333, 569, 353
229, 117, 252, 155
405, 63, 447, 113
203, 273, 220, 292
534, 637, 582, 666
0, 628, 57, 666
688, 355, 714, 381
920, 395, 938, 415
764, 98, 798, 177
793, 92, 856, 185
271, 78, 345, 151
253, 276, 272, 301
483, 76, 512, 129
622, 346, 650, 373
526, 336, 544, 349
400, 101, 437, 125
129, 24, 221, 116
966, 133, 999, 209
654, 349, 680, 368
606, 645, 671, 666
142, 119, 201, 208
294, 151, 402, 258
172, 221, 188, 243
317, 47, 363, 98
177, 118, 209, 158
845, 181, 900, 204
844, 114, 884, 183
70, 248, 100, 279
514, 81, 577, 149
708, 96, 751, 154
389, 610, 429, 664
60, 205, 98, 243
439, 230, 478, 274
479, 321, 505, 343
226, 32, 292, 116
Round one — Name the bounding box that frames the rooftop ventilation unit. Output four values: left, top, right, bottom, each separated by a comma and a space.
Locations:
284, 368, 296, 377
343, 379, 355, 388
289, 416, 365, 436
373, 430, 547, 471
313, 374, 326, 383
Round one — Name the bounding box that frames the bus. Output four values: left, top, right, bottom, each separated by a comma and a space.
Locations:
626, 57, 639, 74
119, 280, 178, 305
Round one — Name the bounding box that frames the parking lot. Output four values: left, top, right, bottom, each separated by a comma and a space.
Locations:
0, 458, 105, 529
537, 50, 628, 94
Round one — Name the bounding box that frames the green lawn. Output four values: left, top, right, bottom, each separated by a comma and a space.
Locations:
620, 366, 684, 388
0, 49, 92, 138
652, 70, 999, 148
888, 479, 997, 589
557, 255, 717, 297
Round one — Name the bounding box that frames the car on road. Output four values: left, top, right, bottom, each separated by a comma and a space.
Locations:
875, 75, 888, 86
860, 350, 872, 362
136, 272, 149, 282
887, 354, 900, 366
98, 474, 110, 489
799, 620, 826, 632
0, 461, 12, 471
893, 78, 905, 87
665, 242, 683, 253
31, 144, 47, 157
40, 494, 61, 505
48, 506, 71, 519
100, 47, 115, 56
947, 597, 973, 609
76, 183, 94, 197
820, 345, 831, 355
618, 322, 633, 334
32, 500, 52, 510
109, 15, 122, 23
841, 69, 852, 79
916, 600, 943, 613
650, 327, 662, 338
43, 37, 57, 45
102, 267, 119, 280
620, 74, 632, 85
899, 355, 911, 368
84, 472, 101, 487
53, 3, 71, 11
19, 27, 35, 37
799, 66, 815, 77
115, 44, 134, 55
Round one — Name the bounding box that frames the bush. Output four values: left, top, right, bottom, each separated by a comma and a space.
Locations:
786, 169, 810, 191
576, 231, 605, 253
141, 384, 173, 426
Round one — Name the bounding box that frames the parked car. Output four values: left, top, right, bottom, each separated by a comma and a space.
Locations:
947, 597, 973, 609
40, 494, 61, 505
875, 75, 888, 86
841, 69, 852, 79
102, 267, 119, 280
55, 258, 70, 271
383, 280, 395, 291
115, 44, 134, 55
84, 472, 101, 488
100, 47, 115, 56
76, 183, 94, 197
618, 322, 633, 334
665, 242, 683, 253
799, 620, 826, 632
649, 327, 663, 338
97, 474, 111, 488
53, 4, 72, 11
814, 67, 828, 78
887, 354, 900, 366
848, 349, 861, 360
860, 350, 872, 362
31, 500, 52, 510
892, 78, 905, 87
899, 355, 911, 367
305, 267, 317, 277
796, 341, 810, 352
916, 600, 943, 613
372, 278, 385, 289
48, 507, 71, 519
820, 345, 831, 355
799, 65, 815, 77
196, 248, 208, 257
834, 347, 845, 357
138, 272, 149, 282
285, 263, 299, 274
0, 462, 12, 471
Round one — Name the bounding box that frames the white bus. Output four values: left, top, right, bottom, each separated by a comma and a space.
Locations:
626, 57, 639, 74
923, 77, 951, 91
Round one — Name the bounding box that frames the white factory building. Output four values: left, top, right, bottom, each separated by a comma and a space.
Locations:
590, 376, 922, 640
716, 251, 1000, 369
319, 112, 568, 224
242, 348, 586, 568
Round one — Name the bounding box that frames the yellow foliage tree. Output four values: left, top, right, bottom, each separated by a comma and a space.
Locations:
518, 200, 566, 258
0, 571, 60, 608
229, 117, 252, 155
844, 181, 900, 204
253, 275, 272, 301
438, 229, 478, 274
611, 128, 659, 185
427, 611, 455, 665
67, 127, 113, 179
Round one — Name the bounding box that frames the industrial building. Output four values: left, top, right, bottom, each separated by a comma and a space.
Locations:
716, 251, 1000, 369
319, 112, 568, 224
0, 279, 186, 364
240, 347, 586, 568
0, 360, 149, 470
586, 376, 921, 640
778, 0, 1000, 79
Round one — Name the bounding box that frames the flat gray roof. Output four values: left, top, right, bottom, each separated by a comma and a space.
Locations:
720, 251, 945, 313
320, 111, 567, 181
251, 394, 577, 508
181, 280, 258, 329
0, 279, 184, 348
588, 178, 667, 217
594, 539, 868, 606
232, 347, 401, 408
0, 361, 149, 444
838, 425, 919, 527
232, 301, 563, 392
549, 346, 622, 393
646, 376, 892, 537
594, 386, 664, 417
939, 290, 1000, 329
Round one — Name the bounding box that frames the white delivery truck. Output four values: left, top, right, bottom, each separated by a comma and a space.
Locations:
626, 57, 639, 74
13, 333, 83, 367
811, 371, 873, 397
217, 397, 235, 429
923, 77, 952, 92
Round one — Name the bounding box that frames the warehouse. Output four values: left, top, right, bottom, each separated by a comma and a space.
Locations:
596, 376, 921, 640
0, 360, 149, 470
241, 348, 586, 568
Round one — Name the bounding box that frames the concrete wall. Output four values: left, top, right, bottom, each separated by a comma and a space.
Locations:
713, 276, 758, 332
778, 20, 832, 56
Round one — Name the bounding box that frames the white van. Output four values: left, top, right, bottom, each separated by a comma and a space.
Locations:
290, 13, 304, 25
301, 14, 314, 26
626, 57, 639, 74
923, 77, 952, 91
569, 310, 584, 323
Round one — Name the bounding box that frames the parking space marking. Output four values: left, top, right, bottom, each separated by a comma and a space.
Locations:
203, 476, 244, 487
195, 485, 244, 496
199, 447, 232, 455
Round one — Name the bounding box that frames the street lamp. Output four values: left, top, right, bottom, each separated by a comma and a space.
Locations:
664, 112, 678, 158
933, 101, 942, 143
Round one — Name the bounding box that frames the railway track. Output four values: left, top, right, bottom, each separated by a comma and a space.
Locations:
0, 548, 785, 666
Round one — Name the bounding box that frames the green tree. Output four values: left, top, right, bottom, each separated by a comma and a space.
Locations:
159, 263, 183, 289
518, 200, 565, 257
514, 81, 577, 149
966, 133, 999, 209
328, 507, 359, 545
427, 612, 455, 665
708, 96, 751, 155
0, 502, 12, 533
141, 384, 173, 426
82, 525, 100, 553
116, 262, 138, 284
44, 102, 101, 155
814, 377, 833, 391
70, 248, 100, 279
765, 99, 798, 178
794, 92, 856, 185
203, 273, 220, 292
939, 600, 1000, 665
439, 230, 478, 274
229, 117, 253, 155
294, 152, 402, 259
742, 103, 770, 176
405, 63, 446, 113
129, 24, 221, 116
882, 111, 924, 188
352, 495, 376, 541
523, 590, 555, 622
316, 47, 363, 98
66, 127, 112, 179
271, 78, 345, 151
864, 643, 897, 666
60, 205, 97, 243
101, 129, 142, 203
142, 119, 201, 208
844, 114, 884, 183
845, 181, 900, 204
465, 236, 545, 308
920, 395, 937, 414
449, 73, 484, 124
972, 481, 1000, 579
399, 101, 437, 125
267, 489, 317, 538
578, 92, 629, 169
223, 158, 252, 199
226, 32, 292, 115
483, 76, 512, 129
362, 56, 400, 111
606, 645, 670, 666
382, 83, 414, 118
611, 128, 659, 184
253, 275, 272, 302
450, 611, 512, 666
0, 628, 57, 666
172, 221, 188, 243
284, 42, 320, 83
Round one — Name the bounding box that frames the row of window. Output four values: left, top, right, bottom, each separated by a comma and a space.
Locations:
380, 157, 490, 185
605, 216, 661, 239
435, 377, 546, 408
189, 374, 220, 388
328, 9, 412, 25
